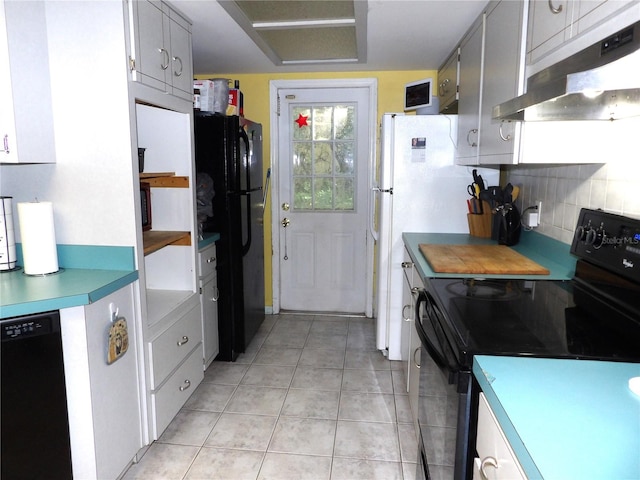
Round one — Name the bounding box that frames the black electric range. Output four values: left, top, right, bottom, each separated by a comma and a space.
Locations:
415, 208, 640, 480
426, 208, 640, 367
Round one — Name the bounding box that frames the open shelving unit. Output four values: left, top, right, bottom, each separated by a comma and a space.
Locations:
135, 103, 197, 327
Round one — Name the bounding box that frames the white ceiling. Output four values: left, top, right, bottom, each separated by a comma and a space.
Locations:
173, 0, 489, 74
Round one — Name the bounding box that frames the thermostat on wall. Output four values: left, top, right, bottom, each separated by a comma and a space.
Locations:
404, 78, 433, 112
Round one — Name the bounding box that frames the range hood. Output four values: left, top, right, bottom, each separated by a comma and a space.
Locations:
494, 20, 640, 122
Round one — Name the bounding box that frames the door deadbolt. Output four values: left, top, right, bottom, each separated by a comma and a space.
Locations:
282, 202, 290, 211
281, 218, 290, 227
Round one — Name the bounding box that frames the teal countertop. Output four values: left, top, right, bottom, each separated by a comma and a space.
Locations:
0, 245, 138, 319
198, 232, 220, 250
403, 231, 575, 281
474, 355, 640, 480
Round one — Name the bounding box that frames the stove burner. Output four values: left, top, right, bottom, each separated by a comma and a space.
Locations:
445, 278, 523, 300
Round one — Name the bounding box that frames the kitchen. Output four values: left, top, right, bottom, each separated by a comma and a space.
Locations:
2, 0, 640, 479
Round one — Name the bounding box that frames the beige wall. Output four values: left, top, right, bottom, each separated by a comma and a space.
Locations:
195, 70, 437, 308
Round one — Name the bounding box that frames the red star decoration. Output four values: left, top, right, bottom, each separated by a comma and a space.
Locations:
295, 113, 309, 128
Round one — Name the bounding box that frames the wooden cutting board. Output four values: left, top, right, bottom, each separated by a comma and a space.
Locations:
419, 244, 550, 275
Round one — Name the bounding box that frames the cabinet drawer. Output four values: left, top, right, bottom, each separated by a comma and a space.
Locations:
198, 244, 217, 279
475, 393, 526, 480
151, 345, 203, 439
149, 303, 202, 389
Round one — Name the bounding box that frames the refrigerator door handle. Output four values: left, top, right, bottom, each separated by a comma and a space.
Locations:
240, 128, 252, 256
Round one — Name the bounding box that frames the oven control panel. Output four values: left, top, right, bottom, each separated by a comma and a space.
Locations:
571, 208, 640, 282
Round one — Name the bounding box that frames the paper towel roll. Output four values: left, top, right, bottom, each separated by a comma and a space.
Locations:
0, 197, 16, 270
17, 201, 59, 275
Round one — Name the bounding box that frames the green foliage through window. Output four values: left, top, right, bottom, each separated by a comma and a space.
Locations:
291, 104, 356, 211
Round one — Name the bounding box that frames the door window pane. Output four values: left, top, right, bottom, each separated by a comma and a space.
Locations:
291, 104, 356, 211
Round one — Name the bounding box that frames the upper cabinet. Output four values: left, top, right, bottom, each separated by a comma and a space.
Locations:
456, 0, 527, 166
0, 1, 56, 164
129, 0, 193, 102
456, 15, 484, 164
478, 0, 526, 165
437, 47, 460, 114
527, 0, 636, 67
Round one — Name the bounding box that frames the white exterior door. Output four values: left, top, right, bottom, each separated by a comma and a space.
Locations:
271, 81, 376, 314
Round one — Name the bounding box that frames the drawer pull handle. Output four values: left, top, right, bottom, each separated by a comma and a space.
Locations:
212, 286, 220, 302
499, 120, 512, 142
402, 304, 412, 321
207, 257, 216, 263
413, 347, 421, 369
179, 379, 191, 392
177, 336, 189, 346
480, 456, 499, 479
159, 48, 169, 70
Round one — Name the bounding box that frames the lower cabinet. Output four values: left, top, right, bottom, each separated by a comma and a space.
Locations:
474, 393, 526, 480
147, 295, 203, 439
403, 247, 423, 435
60, 282, 143, 480
199, 242, 219, 368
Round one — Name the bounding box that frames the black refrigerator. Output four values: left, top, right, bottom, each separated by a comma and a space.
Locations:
194, 113, 265, 361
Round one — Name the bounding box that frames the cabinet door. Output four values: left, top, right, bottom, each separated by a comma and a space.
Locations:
168, 8, 192, 101
456, 16, 484, 165
134, 0, 169, 92
475, 393, 527, 480
478, 0, 525, 164
0, 2, 17, 163
438, 47, 459, 113
201, 275, 220, 367
527, 0, 572, 63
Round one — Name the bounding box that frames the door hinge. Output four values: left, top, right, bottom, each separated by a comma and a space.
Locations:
276, 94, 281, 117
199, 286, 203, 295
129, 56, 136, 72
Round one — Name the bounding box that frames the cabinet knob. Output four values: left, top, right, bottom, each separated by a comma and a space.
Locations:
401, 261, 413, 268
179, 379, 191, 392
177, 335, 189, 346
206, 257, 216, 263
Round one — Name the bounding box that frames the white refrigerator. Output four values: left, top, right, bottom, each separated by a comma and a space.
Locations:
373, 113, 498, 361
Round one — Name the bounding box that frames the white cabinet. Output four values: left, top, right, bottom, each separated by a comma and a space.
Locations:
527, 0, 636, 66
527, 0, 572, 64
0, 0, 56, 164
402, 247, 423, 435
473, 393, 527, 480
199, 242, 219, 368
456, 1, 527, 166
148, 296, 203, 438
129, 0, 193, 102
478, 0, 526, 165
437, 47, 460, 113
60, 283, 143, 480
456, 15, 485, 164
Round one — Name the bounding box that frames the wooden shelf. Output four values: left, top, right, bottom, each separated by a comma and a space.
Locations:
140, 172, 189, 188
143, 231, 191, 256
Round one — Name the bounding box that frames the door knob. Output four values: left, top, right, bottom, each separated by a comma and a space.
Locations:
281, 218, 290, 227
282, 202, 290, 211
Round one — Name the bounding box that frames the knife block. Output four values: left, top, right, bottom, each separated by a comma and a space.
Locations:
467, 201, 493, 238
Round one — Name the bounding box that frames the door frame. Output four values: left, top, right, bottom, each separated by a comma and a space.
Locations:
269, 78, 377, 316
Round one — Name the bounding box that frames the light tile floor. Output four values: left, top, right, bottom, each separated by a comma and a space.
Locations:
123, 314, 418, 480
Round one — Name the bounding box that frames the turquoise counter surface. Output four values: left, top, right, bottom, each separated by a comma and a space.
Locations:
198, 232, 220, 250
403, 231, 575, 281
474, 356, 640, 479
1, 245, 138, 319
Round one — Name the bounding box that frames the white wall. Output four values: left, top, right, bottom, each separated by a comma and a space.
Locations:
505, 153, 640, 245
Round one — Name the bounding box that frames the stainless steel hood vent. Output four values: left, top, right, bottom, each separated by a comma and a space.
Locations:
494, 20, 640, 122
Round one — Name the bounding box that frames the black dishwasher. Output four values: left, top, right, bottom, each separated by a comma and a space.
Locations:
1, 310, 73, 479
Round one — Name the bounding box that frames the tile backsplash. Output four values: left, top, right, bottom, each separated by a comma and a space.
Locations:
505, 158, 640, 245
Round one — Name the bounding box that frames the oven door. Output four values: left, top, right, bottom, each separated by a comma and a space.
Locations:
415, 289, 473, 480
